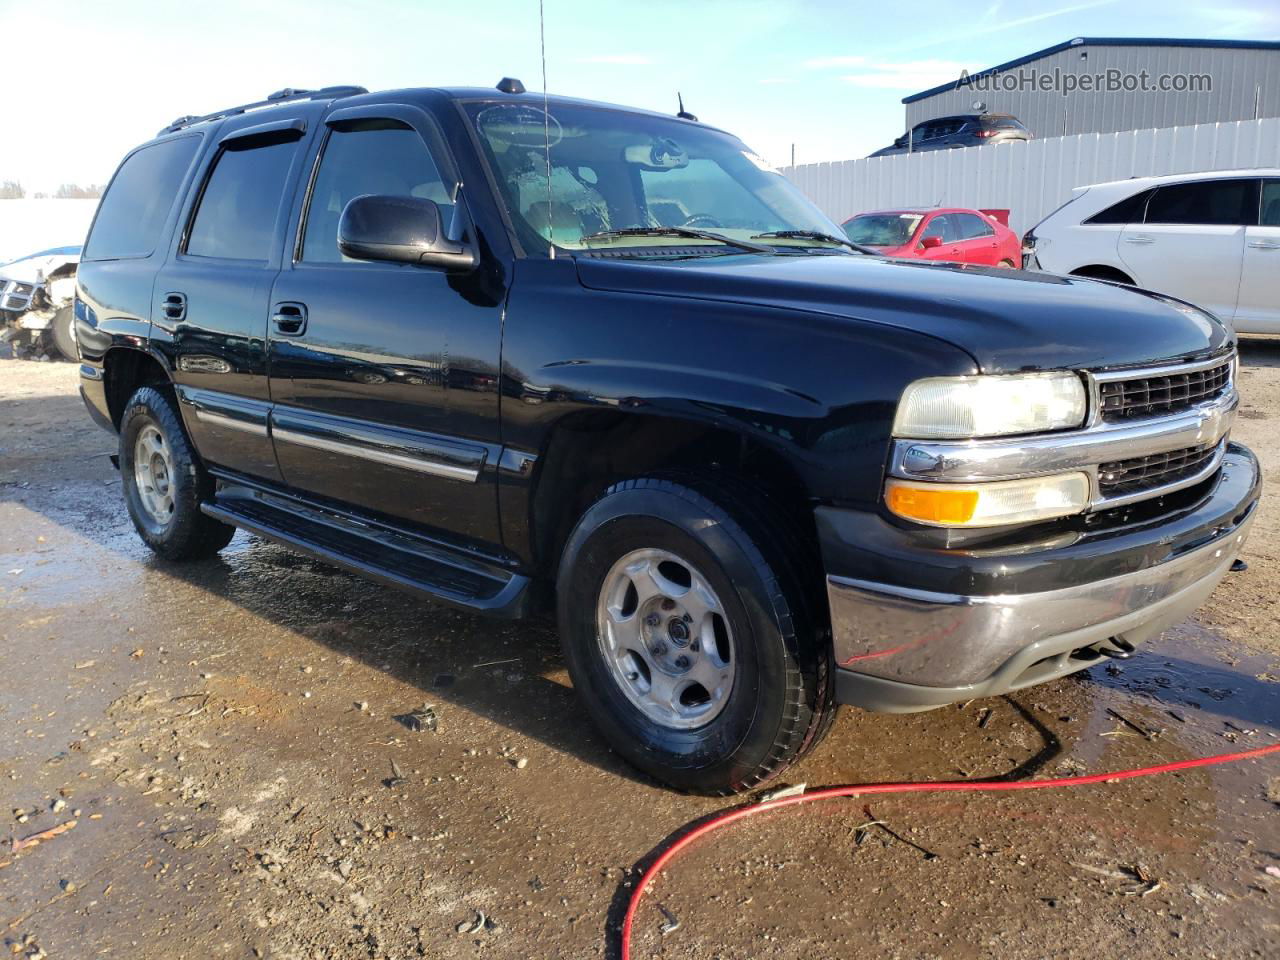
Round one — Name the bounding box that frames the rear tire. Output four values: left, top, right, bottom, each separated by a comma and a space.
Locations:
120, 386, 235, 560
556, 477, 834, 795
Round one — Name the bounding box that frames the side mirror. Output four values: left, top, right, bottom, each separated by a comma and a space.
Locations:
920, 235, 943, 250
338, 194, 478, 271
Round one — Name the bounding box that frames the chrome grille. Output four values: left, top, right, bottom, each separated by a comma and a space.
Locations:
1098, 441, 1221, 498
0, 281, 35, 313
1099, 359, 1231, 422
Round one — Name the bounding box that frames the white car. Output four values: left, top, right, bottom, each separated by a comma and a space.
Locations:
1022, 169, 1280, 334
0, 245, 81, 359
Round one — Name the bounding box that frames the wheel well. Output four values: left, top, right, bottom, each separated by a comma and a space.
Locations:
530, 412, 819, 579
1070, 264, 1134, 285
104, 349, 171, 428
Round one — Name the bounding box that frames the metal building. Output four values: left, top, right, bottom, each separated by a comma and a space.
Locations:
903, 38, 1280, 141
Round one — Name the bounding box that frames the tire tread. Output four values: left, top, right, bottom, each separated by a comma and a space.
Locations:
120, 386, 235, 561
592, 475, 834, 795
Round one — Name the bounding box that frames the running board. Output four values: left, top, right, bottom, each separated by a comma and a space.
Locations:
201, 486, 529, 618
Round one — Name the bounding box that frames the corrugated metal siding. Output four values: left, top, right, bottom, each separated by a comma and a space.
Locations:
904, 44, 1280, 139
783, 116, 1280, 237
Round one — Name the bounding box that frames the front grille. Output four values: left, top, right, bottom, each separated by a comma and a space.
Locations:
1098, 442, 1220, 497
1099, 359, 1231, 421
0, 281, 32, 313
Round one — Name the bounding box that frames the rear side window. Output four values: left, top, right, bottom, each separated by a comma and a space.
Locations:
302, 123, 449, 263
187, 139, 299, 260
1145, 179, 1258, 226
84, 136, 200, 260
953, 212, 995, 239
915, 121, 950, 142
929, 118, 967, 139
1084, 189, 1153, 225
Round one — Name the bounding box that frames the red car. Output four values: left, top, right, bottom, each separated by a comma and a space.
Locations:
842, 207, 1022, 268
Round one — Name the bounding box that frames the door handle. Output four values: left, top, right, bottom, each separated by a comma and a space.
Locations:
1247, 240, 1280, 249
162, 292, 187, 321
1124, 236, 1155, 244
271, 302, 308, 336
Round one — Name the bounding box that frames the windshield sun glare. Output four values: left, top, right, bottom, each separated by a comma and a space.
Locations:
466, 101, 845, 255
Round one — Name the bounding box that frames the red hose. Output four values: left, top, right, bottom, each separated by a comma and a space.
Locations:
620, 743, 1280, 959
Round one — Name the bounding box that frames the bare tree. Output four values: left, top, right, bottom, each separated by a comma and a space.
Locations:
0, 180, 25, 199
53, 183, 104, 199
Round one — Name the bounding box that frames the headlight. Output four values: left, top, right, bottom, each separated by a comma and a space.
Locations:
893, 372, 1086, 439
885, 473, 1090, 527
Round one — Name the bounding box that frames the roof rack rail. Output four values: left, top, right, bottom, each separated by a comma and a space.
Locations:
158, 85, 368, 135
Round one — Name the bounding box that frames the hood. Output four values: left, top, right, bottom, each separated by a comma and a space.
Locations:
575, 253, 1231, 373
0, 247, 81, 285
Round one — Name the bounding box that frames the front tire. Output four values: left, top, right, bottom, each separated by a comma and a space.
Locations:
556, 477, 834, 795
47, 305, 77, 361
120, 386, 235, 560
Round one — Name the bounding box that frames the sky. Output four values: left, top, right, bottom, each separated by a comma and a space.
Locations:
4, 0, 1279, 194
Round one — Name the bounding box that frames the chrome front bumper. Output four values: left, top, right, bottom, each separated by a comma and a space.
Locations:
827, 447, 1259, 712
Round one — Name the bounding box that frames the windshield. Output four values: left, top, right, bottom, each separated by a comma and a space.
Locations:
465, 101, 844, 255
842, 214, 922, 247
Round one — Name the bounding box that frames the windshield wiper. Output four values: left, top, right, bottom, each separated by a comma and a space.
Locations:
750, 229, 878, 255
579, 226, 775, 255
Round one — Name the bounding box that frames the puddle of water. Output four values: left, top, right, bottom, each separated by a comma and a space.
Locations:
1088, 623, 1280, 737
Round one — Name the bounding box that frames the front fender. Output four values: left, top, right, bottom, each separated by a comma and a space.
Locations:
500, 259, 978, 507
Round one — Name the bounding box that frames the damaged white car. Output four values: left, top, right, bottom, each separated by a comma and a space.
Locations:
0, 245, 80, 360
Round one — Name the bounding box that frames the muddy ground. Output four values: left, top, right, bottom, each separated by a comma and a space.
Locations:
1, 347, 1278, 960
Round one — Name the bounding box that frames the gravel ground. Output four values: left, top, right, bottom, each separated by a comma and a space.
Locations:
1, 346, 1278, 960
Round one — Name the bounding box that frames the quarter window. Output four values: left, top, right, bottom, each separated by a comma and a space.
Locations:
84, 136, 200, 260
302, 124, 449, 263
1084, 189, 1152, 225
187, 138, 299, 260
1261, 181, 1280, 227
1144, 179, 1258, 227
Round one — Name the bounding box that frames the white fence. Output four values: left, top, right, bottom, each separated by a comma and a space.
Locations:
782, 117, 1280, 238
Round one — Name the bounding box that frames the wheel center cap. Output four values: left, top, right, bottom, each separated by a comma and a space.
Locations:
667, 618, 689, 645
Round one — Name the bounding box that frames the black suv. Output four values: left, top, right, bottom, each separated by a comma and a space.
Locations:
77, 83, 1258, 794
869, 113, 1032, 157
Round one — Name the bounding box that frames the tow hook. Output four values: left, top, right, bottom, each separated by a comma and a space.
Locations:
1098, 637, 1136, 660
1231, 558, 1248, 572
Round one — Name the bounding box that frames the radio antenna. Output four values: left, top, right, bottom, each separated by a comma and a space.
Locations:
539, 0, 554, 257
